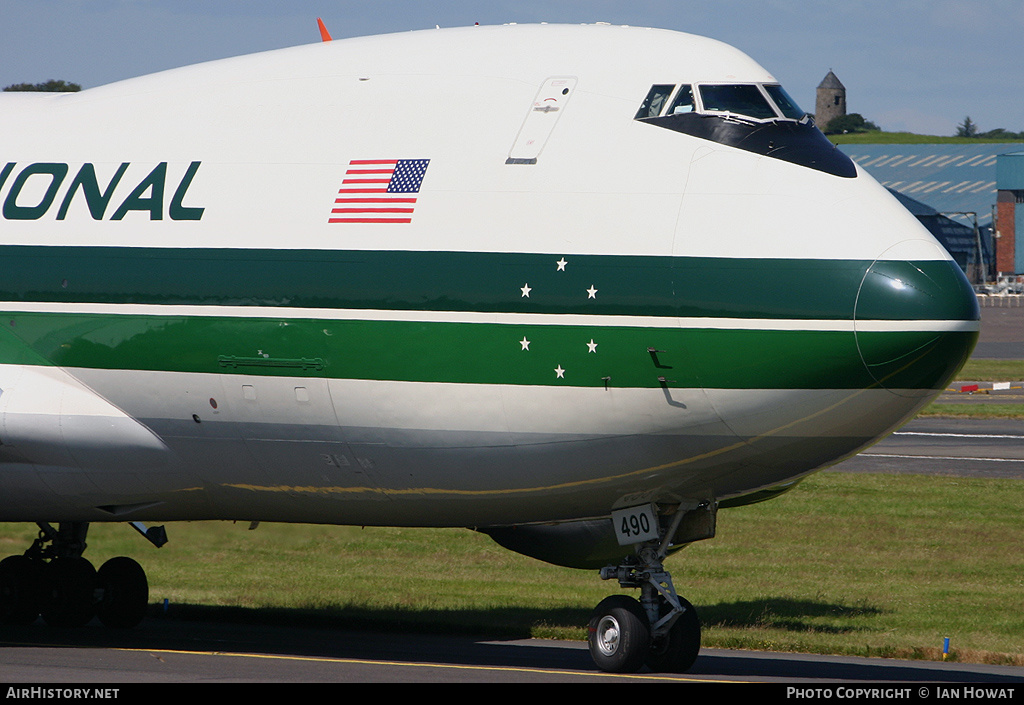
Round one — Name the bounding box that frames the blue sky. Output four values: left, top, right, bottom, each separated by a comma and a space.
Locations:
2, 1, 1022, 136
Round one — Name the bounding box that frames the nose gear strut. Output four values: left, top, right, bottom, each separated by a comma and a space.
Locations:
588, 502, 712, 673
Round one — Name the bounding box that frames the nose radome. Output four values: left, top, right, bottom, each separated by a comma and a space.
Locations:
854, 239, 979, 397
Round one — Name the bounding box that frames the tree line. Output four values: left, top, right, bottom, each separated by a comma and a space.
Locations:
822, 112, 1022, 140
956, 116, 1024, 140
822, 113, 880, 135
3, 80, 81, 92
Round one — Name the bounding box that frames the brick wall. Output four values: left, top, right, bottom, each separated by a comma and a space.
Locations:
996, 193, 1016, 274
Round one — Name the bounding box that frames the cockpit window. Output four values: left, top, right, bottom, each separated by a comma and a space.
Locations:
633, 81, 856, 177
667, 85, 695, 115
764, 84, 806, 120
635, 85, 675, 119
635, 82, 808, 123
698, 84, 777, 120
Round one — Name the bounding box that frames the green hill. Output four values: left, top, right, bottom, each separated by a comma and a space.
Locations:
829, 131, 1024, 145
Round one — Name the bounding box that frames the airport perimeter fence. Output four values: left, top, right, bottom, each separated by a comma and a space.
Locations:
976, 294, 1024, 307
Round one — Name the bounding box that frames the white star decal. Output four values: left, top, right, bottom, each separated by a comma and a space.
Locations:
587, 339, 598, 353
587, 285, 598, 299
520, 337, 531, 351
556, 257, 567, 271
554, 365, 565, 378
521, 283, 532, 298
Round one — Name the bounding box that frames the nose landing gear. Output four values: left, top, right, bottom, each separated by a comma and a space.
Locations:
0, 522, 150, 629
587, 503, 711, 674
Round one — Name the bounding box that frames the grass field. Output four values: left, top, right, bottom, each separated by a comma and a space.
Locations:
956, 359, 1024, 382
921, 403, 1024, 418
829, 132, 1024, 145
2, 472, 1021, 666
918, 359, 1024, 418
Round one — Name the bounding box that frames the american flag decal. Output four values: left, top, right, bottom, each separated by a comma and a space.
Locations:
329, 159, 430, 224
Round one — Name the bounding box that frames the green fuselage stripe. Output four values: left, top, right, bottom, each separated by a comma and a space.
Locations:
0, 245, 979, 321
0, 246, 978, 390
0, 312, 977, 390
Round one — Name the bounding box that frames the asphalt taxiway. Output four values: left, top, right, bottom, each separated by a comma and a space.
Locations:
971, 301, 1024, 360
2, 617, 1023, 683
829, 415, 1024, 479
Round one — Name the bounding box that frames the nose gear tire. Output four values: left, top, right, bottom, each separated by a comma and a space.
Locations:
587, 595, 651, 673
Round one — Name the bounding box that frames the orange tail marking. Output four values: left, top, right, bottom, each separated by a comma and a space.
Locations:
317, 18, 333, 42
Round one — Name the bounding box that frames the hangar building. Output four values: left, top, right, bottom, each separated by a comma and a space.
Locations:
838, 143, 1024, 284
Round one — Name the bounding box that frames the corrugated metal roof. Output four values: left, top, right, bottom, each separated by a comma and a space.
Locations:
887, 189, 989, 266
838, 142, 1023, 227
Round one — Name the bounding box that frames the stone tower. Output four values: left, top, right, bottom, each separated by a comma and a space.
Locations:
815, 70, 846, 132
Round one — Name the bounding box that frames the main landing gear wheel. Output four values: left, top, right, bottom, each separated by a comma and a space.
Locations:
588, 595, 651, 673
0, 522, 153, 629
41, 556, 97, 628
96, 556, 149, 629
0, 555, 45, 625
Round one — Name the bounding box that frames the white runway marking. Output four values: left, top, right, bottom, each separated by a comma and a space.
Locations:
863, 453, 1024, 463
893, 431, 1024, 440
